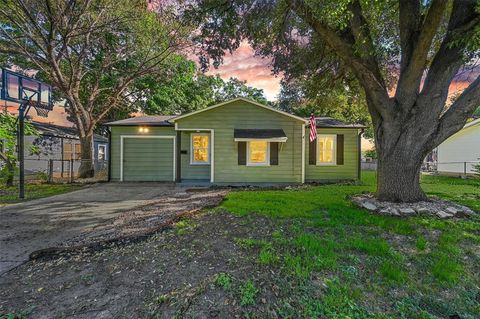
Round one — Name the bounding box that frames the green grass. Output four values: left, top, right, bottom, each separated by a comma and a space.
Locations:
239, 279, 258, 306
0, 183, 82, 205
220, 171, 480, 318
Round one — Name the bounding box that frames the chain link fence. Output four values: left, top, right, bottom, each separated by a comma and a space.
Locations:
361, 160, 479, 177
18, 158, 108, 183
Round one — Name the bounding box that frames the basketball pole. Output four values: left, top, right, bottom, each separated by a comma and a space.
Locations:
18, 102, 28, 199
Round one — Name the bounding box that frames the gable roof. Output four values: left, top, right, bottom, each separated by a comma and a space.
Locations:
171, 97, 308, 123
105, 115, 175, 127
310, 117, 366, 129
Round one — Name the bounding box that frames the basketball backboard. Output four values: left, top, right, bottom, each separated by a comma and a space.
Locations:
0, 68, 53, 116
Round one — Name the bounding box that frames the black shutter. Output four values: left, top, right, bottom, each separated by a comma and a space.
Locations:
270, 142, 279, 165
337, 134, 344, 165
309, 138, 316, 165
238, 142, 246, 165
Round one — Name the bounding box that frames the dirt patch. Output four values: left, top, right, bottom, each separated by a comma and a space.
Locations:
64, 189, 228, 246
0, 211, 284, 318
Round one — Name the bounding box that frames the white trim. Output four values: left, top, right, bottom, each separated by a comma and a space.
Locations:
174, 128, 215, 183
211, 130, 215, 182
97, 143, 107, 161
172, 97, 308, 123
234, 137, 288, 142
464, 118, 480, 129
120, 135, 176, 182
246, 140, 270, 166
301, 124, 305, 183
316, 134, 337, 166
190, 132, 211, 165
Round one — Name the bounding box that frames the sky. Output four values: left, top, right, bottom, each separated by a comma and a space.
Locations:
204, 41, 281, 101
2, 42, 478, 127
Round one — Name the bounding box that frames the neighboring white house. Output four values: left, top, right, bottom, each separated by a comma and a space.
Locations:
436, 118, 480, 175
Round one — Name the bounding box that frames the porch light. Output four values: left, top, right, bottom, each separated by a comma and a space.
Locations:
139, 126, 149, 133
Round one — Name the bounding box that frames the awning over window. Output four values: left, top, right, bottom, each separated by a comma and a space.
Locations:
233, 129, 288, 142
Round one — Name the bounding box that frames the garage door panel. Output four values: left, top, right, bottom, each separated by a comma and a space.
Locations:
123, 137, 174, 181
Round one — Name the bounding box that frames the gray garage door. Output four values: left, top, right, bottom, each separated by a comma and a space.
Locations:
123, 137, 174, 181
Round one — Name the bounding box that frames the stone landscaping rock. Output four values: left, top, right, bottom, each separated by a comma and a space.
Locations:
446, 207, 461, 215
362, 202, 378, 211
350, 193, 476, 219
399, 208, 416, 215
436, 211, 453, 219
416, 207, 431, 214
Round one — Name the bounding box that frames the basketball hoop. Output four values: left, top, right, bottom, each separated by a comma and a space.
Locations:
1, 67, 54, 199
34, 105, 51, 117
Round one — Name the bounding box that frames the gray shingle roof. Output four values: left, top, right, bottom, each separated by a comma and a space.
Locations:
32, 122, 108, 142
105, 115, 175, 127
309, 117, 366, 128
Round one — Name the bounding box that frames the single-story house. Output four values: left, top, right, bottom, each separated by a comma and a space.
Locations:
106, 98, 364, 185
436, 118, 480, 175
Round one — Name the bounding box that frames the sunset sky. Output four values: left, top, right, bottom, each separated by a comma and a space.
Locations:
2, 42, 477, 127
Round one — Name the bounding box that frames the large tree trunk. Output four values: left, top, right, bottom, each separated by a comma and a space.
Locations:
78, 135, 95, 178
376, 144, 426, 202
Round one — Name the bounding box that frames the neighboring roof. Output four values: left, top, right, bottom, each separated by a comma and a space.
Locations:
32, 122, 108, 142
105, 115, 175, 127
172, 97, 308, 123
464, 118, 480, 129
309, 117, 366, 129
234, 129, 287, 140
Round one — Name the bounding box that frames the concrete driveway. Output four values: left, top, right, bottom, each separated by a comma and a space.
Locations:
0, 182, 183, 275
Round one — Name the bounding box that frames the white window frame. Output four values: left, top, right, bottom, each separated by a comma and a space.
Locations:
316, 134, 337, 166
190, 132, 211, 165
97, 144, 107, 161
247, 140, 270, 166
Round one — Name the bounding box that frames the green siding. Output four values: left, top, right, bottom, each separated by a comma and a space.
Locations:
110, 126, 175, 181
305, 128, 359, 181
180, 131, 210, 180
123, 138, 174, 181
176, 100, 305, 183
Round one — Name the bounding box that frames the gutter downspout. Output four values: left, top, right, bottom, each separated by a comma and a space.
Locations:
107, 127, 112, 182
358, 128, 364, 181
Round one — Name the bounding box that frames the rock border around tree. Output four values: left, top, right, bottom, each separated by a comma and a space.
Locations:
351, 193, 476, 219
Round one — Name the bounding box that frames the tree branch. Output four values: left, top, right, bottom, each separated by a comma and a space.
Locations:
395, 0, 448, 108
432, 75, 480, 146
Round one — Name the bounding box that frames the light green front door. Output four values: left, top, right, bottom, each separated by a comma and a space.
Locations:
123, 137, 174, 181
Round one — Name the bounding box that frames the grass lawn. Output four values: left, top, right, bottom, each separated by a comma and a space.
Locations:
0, 172, 478, 318
219, 171, 480, 318
0, 183, 83, 205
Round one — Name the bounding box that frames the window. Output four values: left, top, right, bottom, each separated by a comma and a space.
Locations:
98, 144, 106, 161
63, 141, 81, 160
247, 140, 269, 166
317, 135, 336, 165
191, 133, 210, 164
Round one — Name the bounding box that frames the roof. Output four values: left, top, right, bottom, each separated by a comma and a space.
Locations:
309, 117, 366, 129
464, 118, 480, 129
32, 122, 108, 142
104, 115, 175, 127
234, 129, 288, 142
172, 97, 308, 123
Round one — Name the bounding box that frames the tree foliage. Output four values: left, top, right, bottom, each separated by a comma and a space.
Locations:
0, 0, 191, 177
183, 0, 480, 201
135, 57, 269, 116
0, 113, 38, 186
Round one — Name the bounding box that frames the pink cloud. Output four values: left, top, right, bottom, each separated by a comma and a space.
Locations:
204, 42, 282, 100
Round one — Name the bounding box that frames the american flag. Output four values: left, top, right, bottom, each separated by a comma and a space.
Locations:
309, 113, 317, 142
